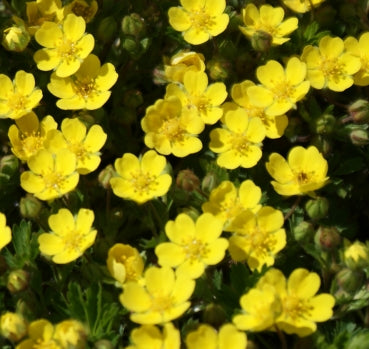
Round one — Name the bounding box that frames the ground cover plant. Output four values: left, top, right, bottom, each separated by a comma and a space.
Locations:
1, 0, 369, 348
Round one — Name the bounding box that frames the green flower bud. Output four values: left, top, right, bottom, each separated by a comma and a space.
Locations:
349, 128, 369, 146
97, 16, 117, 43
335, 268, 363, 292
310, 135, 332, 156
122, 37, 139, 55
94, 340, 114, 349
207, 57, 230, 80
121, 13, 146, 37
348, 99, 369, 123
180, 207, 200, 221
344, 240, 369, 269
314, 114, 336, 135
201, 172, 218, 193
123, 89, 144, 109
251, 30, 272, 52
305, 197, 329, 220
19, 194, 42, 219
293, 221, 315, 243
2, 17, 30, 52
176, 169, 200, 193
314, 226, 341, 251
7, 269, 29, 294
0, 155, 19, 175
202, 303, 227, 327
98, 164, 115, 189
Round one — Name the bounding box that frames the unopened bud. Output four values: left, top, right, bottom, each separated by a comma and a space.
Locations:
2, 17, 30, 52
314, 226, 341, 251
20, 194, 42, 219
97, 16, 117, 43
348, 99, 369, 123
99, 164, 115, 189
314, 114, 336, 134
293, 221, 315, 243
207, 57, 230, 80
310, 135, 332, 156
201, 172, 218, 193
176, 169, 200, 192
344, 240, 369, 269
0, 312, 27, 342
251, 30, 272, 52
180, 207, 200, 221
7, 269, 29, 293
121, 13, 146, 37
123, 89, 143, 109
202, 303, 227, 327
350, 128, 369, 145
94, 340, 114, 349
305, 197, 329, 220
0, 155, 19, 175
122, 37, 139, 55
335, 268, 363, 292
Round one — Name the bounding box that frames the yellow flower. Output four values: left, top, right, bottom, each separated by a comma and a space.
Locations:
8, 112, 58, 162
47, 54, 118, 110
64, 0, 98, 23
201, 179, 262, 231
16, 319, 60, 349
301, 36, 361, 92
2, 17, 31, 52
107, 243, 144, 285
125, 323, 180, 349
228, 206, 286, 271
141, 96, 204, 157
233, 284, 281, 332
110, 150, 172, 205
344, 32, 369, 86
0, 71, 43, 120
46, 117, 107, 174
282, 0, 326, 13
185, 323, 247, 349
239, 4, 298, 46
155, 213, 228, 279
38, 208, 97, 264
0, 312, 27, 342
276, 268, 335, 337
168, 0, 229, 45
53, 319, 87, 349
34, 13, 94, 77
266, 145, 329, 196
165, 70, 227, 125
119, 266, 195, 324
344, 240, 369, 269
209, 107, 265, 169
20, 148, 79, 201
0, 212, 12, 251
230, 80, 288, 139
248, 57, 310, 116
164, 50, 205, 83
26, 0, 65, 35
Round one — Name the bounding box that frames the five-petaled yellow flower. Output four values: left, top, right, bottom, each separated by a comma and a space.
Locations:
209, 107, 265, 169
110, 150, 172, 204
47, 54, 118, 110
301, 35, 361, 92
34, 13, 94, 77
266, 145, 329, 196
20, 148, 79, 201
239, 4, 298, 46
120, 266, 195, 324
168, 0, 229, 45
8, 112, 57, 162
38, 208, 97, 264
0, 71, 42, 120
282, 0, 326, 13
155, 213, 228, 279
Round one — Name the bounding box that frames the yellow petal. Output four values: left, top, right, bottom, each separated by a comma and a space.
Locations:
168, 7, 191, 31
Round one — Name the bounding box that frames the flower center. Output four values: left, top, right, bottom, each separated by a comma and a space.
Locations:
120, 255, 140, 281
250, 229, 277, 258
63, 231, 85, 254
159, 118, 185, 143
271, 81, 295, 103
69, 142, 87, 162
130, 171, 158, 195
73, 79, 96, 100
320, 57, 344, 83
43, 171, 65, 192
283, 295, 313, 321
57, 39, 80, 62
184, 238, 210, 262
8, 93, 27, 113
296, 171, 313, 185
190, 8, 215, 30
20, 131, 44, 158
151, 294, 174, 313
231, 133, 251, 156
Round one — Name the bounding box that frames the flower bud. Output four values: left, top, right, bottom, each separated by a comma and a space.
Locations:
66, 0, 98, 23
180, 207, 200, 221
314, 226, 341, 251
0, 312, 27, 342
123, 89, 144, 109
202, 303, 227, 327
335, 268, 363, 292
0, 155, 19, 175
349, 127, 369, 146
122, 37, 139, 55
97, 16, 117, 43
344, 240, 369, 269
314, 114, 336, 135
293, 221, 315, 243
251, 30, 272, 52
7, 269, 30, 293
348, 99, 369, 123
98, 164, 115, 189
121, 13, 146, 38
207, 57, 230, 80
54, 319, 87, 349
2, 17, 30, 52
20, 194, 42, 219
305, 197, 329, 220
176, 169, 200, 192
310, 135, 332, 156
201, 172, 218, 193
94, 340, 114, 349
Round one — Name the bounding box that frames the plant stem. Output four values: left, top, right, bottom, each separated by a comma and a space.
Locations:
284, 196, 302, 221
